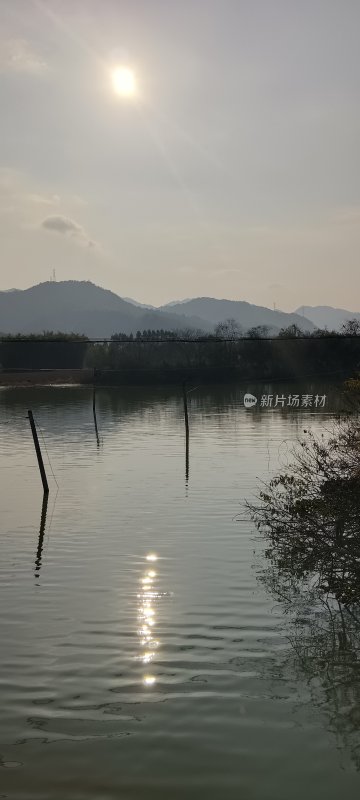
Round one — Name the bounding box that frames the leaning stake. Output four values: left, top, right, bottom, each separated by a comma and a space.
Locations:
28, 410, 49, 494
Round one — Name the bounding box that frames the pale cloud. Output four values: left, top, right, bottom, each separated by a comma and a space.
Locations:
0, 169, 100, 250
0, 38, 47, 74
0, 169, 97, 242
0, 167, 22, 191
27, 192, 60, 206
0, 168, 23, 214
0, 170, 59, 214
71, 194, 88, 207
41, 215, 97, 248
332, 207, 360, 226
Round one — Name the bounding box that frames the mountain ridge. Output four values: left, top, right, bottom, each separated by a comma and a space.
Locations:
160, 296, 315, 333
0, 280, 340, 337
295, 305, 360, 331
0, 281, 213, 337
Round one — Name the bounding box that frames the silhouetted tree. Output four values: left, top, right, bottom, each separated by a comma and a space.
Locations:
278, 324, 304, 338
246, 325, 270, 338
214, 318, 243, 339
341, 319, 360, 336
248, 415, 360, 769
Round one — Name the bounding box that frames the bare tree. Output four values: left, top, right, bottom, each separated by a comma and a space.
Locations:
246, 325, 270, 338
341, 318, 360, 337
278, 324, 303, 338
214, 318, 242, 339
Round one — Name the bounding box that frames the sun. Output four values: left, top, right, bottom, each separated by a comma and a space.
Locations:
111, 66, 137, 98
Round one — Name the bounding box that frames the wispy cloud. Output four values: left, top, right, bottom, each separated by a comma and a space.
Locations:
0, 169, 100, 250
0, 169, 59, 214
0, 170, 88, 212
0, 38, 47, 74
41, 215, 97, 248
27, 192, 60, 206
333, 207, 360, 226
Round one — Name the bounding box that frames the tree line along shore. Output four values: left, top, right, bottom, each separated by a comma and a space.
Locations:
1, 321, 360, 385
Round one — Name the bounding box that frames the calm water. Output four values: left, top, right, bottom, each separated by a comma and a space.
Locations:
0, 384, 359, 800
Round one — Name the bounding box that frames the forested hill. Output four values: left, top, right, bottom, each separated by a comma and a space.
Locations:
0, 281, 212, 337
295, 305, 360, 331
160, 297, 315, 333
0, 280, 317, 337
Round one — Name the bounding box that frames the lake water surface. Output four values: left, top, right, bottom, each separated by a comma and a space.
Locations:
1, 384, 359, 800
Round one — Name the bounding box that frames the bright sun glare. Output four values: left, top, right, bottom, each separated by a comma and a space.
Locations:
111, 66, 137, 97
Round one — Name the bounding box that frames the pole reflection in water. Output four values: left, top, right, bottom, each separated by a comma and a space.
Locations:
92, 387, 100, 447
34, 492, 49, 578
182, 383, 190, 488
138, 553, 160, 687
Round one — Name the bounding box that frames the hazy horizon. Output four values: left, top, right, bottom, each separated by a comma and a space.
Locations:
1, 0, 360, 310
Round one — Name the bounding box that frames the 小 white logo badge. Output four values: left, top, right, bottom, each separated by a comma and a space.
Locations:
244, 393, 257, 409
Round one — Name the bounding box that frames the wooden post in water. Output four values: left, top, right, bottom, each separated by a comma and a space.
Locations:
28, 410, 49, 494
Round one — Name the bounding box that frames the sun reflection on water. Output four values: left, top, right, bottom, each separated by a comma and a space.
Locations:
138, 554, 161, 687
143, 675, 156, 686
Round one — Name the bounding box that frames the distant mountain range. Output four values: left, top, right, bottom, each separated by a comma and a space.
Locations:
122, 297, 156, 310
160, 297, 314, 334
295, 305, 360, 331
0, 281, 211, 337
0, 280, 357, 337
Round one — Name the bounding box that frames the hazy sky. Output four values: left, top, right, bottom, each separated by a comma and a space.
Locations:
1, 0, 359, 309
